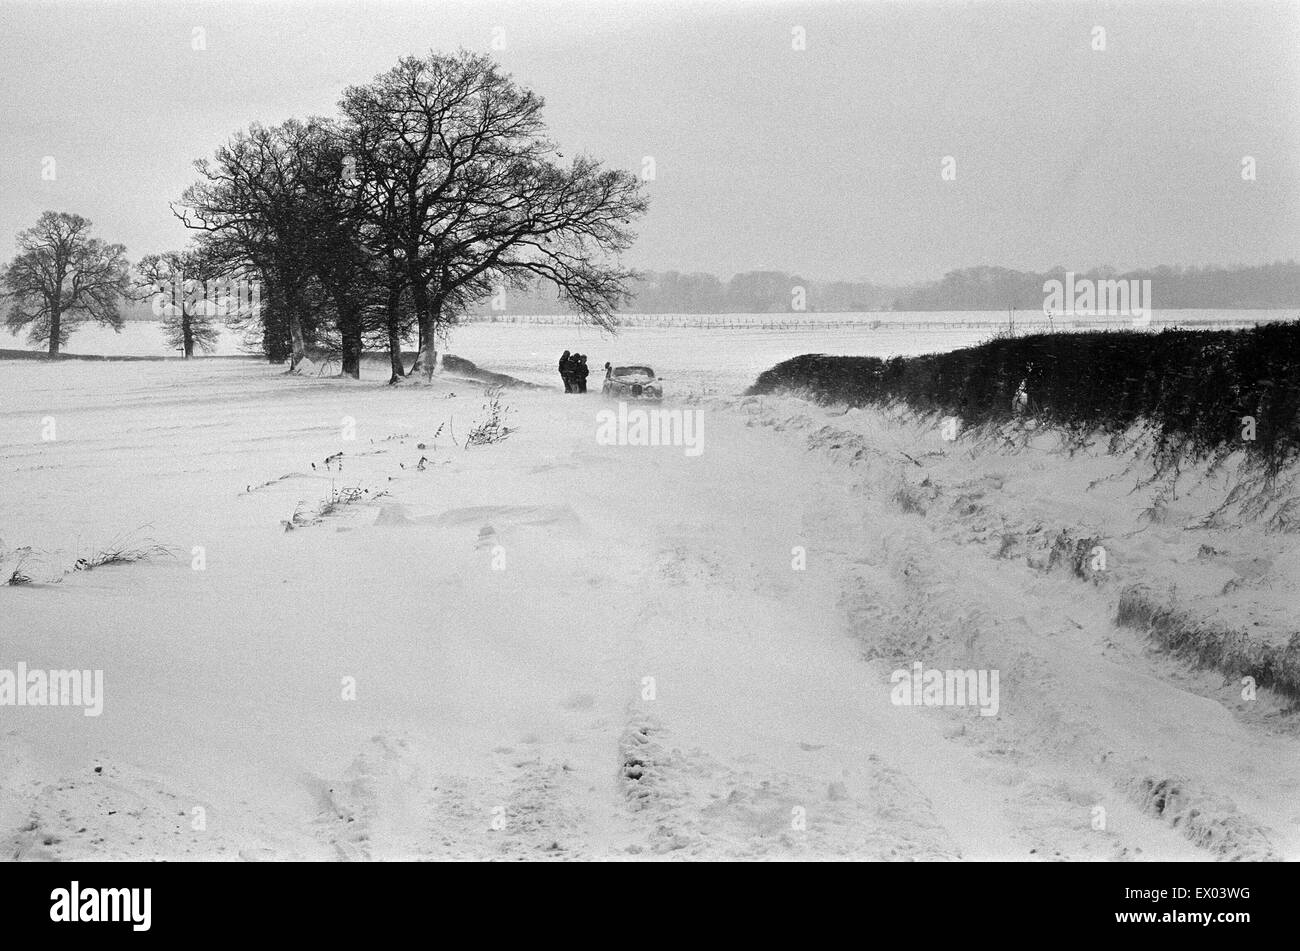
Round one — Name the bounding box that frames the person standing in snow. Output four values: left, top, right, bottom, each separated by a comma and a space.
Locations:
574, 354, 589, 393
559, 350, 572, 392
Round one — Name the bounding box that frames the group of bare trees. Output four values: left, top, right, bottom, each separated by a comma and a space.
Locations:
1, 50, 647, 377
0, 212, 242, 359
175, 49, 648, 381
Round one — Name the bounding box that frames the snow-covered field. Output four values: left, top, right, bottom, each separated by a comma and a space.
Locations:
5, 309, 1288, 393
1, 328, 1296, 860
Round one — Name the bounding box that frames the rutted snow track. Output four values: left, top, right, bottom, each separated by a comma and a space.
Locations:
1, 359, 1295, 860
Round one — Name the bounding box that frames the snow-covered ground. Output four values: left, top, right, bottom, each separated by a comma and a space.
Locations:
5, 308, 1288, 392
1, 337, 1296, 860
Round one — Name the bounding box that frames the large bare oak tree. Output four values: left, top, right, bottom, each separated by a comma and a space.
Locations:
135, 248, 224, 358
340, 49, 648, 380
1, 212, 131, 355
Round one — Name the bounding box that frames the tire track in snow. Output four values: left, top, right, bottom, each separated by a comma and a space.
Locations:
750, 398, 1292, 859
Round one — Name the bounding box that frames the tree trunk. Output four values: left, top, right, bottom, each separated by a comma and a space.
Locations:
407, 255, 428, 375
386, 285, 405, 384
418, 306, 438, 382
388, 336, 406, 383
288, 305, 306, 372
340, 307, 362, 380
259, 271, 291, 364
411, 321, 424, 375
48, 307, 60, 355
182, 310, 195, 359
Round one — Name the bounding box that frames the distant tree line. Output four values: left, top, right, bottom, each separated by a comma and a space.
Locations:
470, 269, 902, 315
891, 263, 1300, 312
470, 262, 1300, 315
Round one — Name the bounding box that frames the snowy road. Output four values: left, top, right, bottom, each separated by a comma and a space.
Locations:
1, 359, 1296, 859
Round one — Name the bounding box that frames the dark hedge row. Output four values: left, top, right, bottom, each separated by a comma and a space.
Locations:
746, 322, 1300, 470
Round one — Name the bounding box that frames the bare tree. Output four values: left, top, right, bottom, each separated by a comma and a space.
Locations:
177, 121, 332, 369
1, 212, 130, 355
336, 124, 416, 382
135, 249, 224, 358
340, 50, 648, 380
292, 126, 391, 379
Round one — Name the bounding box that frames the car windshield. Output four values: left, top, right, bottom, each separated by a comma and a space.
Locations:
613, 366, 655, 381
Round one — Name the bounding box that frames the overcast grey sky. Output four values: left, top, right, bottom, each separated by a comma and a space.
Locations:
1, 0, 1297, 284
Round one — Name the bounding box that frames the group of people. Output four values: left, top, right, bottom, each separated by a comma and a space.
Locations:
559, 350, 590, 393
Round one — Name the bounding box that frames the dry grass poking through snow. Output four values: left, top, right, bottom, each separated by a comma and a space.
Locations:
464, 386, 517, 448
1, 546, 36, 585
285, 485, 391, 530
1117, 584, 1300, 703
73, 532, 177, 572
2, 533, 178, 583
